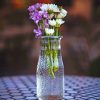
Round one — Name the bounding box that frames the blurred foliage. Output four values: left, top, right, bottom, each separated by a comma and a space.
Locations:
0, 0, 100, 76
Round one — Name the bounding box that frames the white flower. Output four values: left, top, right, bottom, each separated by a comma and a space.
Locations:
49, 19, 56, 26
48, 4, 60, 12
48, 4, 55, 10
45, 28, 54, 35
40, 4, 49, 11
49, 19, 65, 27
40, 4, 60, 13
57, 9, 67, 18
52, 5, 60, 12
61, 9, 67, 16
56, 19, 65, 25
53, 8, 60, 12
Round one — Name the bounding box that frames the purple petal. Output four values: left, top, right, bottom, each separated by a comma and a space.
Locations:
35, 3, 42, 8
28, 5, 36, 12
30, 11, 42, 24
33, 28, 42, 38
28, 3, 41, 12
44, 19, 49, 28
43, 12, 48, 18
39, 11, 48, 19
35, 20, 39, 24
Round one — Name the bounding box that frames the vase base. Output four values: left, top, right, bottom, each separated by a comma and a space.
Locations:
38, 95, 62, 100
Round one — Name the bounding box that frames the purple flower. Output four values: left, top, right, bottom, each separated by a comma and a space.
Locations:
39, 11, 48, 19
28, 3, 42, 12
34, 28, 42, 38
31, 11, 42, 24
35, 3, 42, 8
43, 11, 48, 18
28, 5, 36, 12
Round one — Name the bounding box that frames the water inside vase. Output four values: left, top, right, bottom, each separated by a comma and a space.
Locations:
37, 67, 64, 100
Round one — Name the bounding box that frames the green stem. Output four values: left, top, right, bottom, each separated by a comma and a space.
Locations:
53, 38, 59, 72
44, 37, 59, 78
55, 27, 59, 36
48, 38, 55, 78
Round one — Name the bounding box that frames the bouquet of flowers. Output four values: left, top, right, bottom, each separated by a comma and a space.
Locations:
28, 3, 67, 77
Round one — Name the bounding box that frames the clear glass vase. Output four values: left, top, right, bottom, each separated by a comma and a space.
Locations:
36, 36, 64, 100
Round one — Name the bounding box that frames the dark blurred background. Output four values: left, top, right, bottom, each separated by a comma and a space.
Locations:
0, 0, 100, 77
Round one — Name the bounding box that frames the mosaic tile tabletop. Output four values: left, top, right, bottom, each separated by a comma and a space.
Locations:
0, 75, 100, 100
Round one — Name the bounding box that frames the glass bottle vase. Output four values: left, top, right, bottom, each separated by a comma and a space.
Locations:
36, 36, 64, 100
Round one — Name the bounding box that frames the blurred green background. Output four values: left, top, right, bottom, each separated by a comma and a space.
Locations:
0, 0, 100, 77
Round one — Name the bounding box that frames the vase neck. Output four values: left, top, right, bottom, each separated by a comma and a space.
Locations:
40, 36, 62, 51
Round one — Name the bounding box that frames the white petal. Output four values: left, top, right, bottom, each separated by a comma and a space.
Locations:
56, 19, 65, 25
45, 28, 54, 35
40, 4, 49, 11
61, 9, 67, 16
49, 19, 56, 26
53, 8, 60, 12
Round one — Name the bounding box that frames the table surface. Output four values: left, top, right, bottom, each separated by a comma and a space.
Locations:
0, 75, 100, 100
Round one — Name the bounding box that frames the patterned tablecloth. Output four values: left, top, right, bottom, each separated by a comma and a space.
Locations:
0, 75, 100, 100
